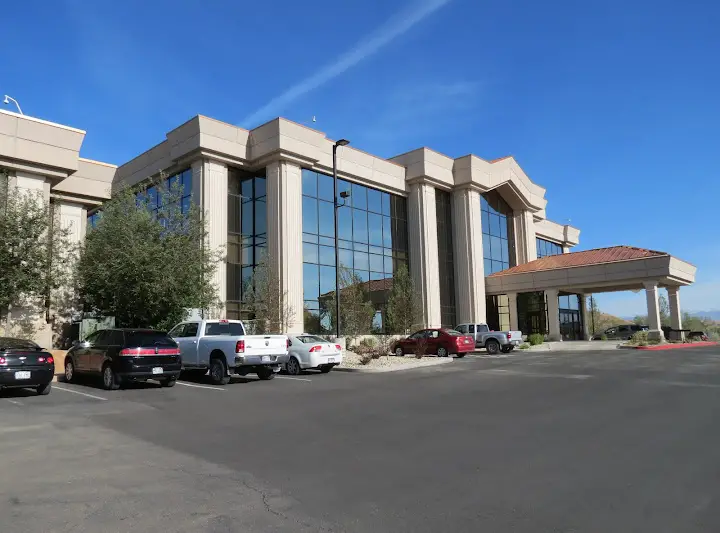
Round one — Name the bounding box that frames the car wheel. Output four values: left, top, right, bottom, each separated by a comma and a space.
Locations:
501, 346, 514, 353
286, 357, 302, 375
64, 359, 75, 383
36, 382, 52, 395
256, 367, 276, 380
102, 364, 120, 391
486, 340, 500, 355
160, 378, 177, 387
209, 358, 231, 385
437, 347, 448, 358
320, 364, 333, 373
394, 347, 404, 357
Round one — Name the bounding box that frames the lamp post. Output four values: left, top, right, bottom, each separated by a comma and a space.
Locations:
3, 95, 23, 115
333, 139, 350, 339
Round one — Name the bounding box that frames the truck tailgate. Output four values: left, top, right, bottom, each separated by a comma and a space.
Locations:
244, 335, 287, 356
508, 331, 523, 343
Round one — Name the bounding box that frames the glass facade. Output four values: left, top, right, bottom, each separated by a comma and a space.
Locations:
301, 169, 408, 334
226, 170, 267, 320
87, 168, 193, 232
536, 237, 563, 258
486, 294, 511, 332
559, 293, 583, 340
435, 190, 456, 327
481, 190, 515, 275
517, 291, 547, 336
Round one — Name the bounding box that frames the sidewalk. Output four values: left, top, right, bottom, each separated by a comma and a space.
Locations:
526, 341, 625, 352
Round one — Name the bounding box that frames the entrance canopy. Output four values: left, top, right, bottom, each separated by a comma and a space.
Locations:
485, 246, 695, 295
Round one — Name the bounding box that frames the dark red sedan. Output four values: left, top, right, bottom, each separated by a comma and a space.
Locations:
392, 329, 475, 358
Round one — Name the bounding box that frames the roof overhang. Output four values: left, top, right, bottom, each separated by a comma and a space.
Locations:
486, 254, 696, 295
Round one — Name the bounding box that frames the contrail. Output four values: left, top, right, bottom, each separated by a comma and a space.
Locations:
240, 0, 453, 127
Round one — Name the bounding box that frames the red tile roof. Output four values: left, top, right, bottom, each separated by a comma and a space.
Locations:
489, 246, 668, 277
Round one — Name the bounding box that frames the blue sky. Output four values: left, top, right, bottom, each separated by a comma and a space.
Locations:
3, 0, 719, 316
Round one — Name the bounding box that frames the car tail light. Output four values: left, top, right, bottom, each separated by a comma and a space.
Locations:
38, 357, 45, 362
309, 345, 322, 352
120, 348, 178, 356
507, 332, 512, 340
335, 344, 342, 351
46, 356, 54, 365
235, 340, 245, 353
0, 356, 5, 365
219, 319, 229, 323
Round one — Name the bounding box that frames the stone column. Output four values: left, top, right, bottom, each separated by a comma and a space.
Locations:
579, 294, 590, 340
546, 288, 561, 341
667, 286, 682, 338
193, 159, 228, 319
407, 182, 441, 328
513, 210, 537, 265
643, 280, 665, 341
507, 292, 519, 331
266, 160, 304, 334
452, 188, 486, 324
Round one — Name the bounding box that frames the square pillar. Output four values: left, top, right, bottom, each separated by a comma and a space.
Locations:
546, 288, 561, 341
507, 292, 519, 331
407, 182, 442, 328
452, 188, 486, 324
643, 281, 665, 342
266, 160, 304, 334
667, 286, 682, 338
193, 159, 228, 319
579, 294, 590, 340
513, 210, 537, 265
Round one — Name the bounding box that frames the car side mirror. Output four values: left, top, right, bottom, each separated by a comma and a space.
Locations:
71, 339, 79, 347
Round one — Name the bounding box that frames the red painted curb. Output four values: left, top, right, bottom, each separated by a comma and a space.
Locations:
635, 342, 718, 351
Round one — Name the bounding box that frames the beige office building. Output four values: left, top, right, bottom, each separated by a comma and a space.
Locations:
0, 109, 696, 347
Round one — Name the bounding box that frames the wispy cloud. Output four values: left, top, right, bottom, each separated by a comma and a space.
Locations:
240, 0, 453, 127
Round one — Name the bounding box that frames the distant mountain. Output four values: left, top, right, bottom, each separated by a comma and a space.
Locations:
689, 310, 720, 321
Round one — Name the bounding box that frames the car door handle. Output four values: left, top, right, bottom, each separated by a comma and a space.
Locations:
192, 341, 197, 344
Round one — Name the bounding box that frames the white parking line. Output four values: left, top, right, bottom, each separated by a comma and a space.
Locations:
53, 385, 108, 401
481, 369, 592, 380
175, 381, 225, 391
276, 376, 312, 382
6, 399, 23, 406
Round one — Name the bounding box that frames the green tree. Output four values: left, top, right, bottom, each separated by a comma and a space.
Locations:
242, 258, 296, 334
386, 263, 421, 334
0, 175, 73, 336
633, 293, 671, 327
75, 182, 221, 331
323, 266, 375, 342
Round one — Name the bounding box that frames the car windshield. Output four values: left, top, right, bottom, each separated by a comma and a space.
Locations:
124, 331, 175, 347
204, 322, 245, 336
444, 330, 463, 336
297, 335, 327, 343
0, 337, 40, 350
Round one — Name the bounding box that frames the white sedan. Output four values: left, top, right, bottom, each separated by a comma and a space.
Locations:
284, 335, 343, 375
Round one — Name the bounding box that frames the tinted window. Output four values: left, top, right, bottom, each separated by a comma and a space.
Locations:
124, 331, 176, 347
297, 335, 327, 344
468, 325, 475, 334
84, 330, 101, 344
0, 337, 39, 350
456, 325, 467, 334
477, 324, 490, 333
93, 330, 112, 345
184, 323, 199, 337
204, 322, 246, 336
107, 331, 124, 345
444, 330, 463, 336
168, 324, 184, 337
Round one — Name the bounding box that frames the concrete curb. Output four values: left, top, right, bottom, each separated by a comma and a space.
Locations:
634, 342, 718, 351
335, 357, 455, 373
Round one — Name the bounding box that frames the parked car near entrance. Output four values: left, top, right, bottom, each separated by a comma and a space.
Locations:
64, 329, 181, 390
284, 334, 342, 375
591, 324, 648, 340
170, 319, 287, 384
0, 337, 55, 395
455, 323, 523, 354
392, 329, 475, 358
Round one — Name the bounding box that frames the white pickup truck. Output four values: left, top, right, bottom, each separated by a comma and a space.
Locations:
169, 319, 288, 384
455, 323, 523, 355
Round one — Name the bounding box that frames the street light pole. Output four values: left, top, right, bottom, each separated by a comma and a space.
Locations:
333, 139, 350, 339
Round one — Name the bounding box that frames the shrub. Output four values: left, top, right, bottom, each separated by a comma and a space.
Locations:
519, 343, 530, 350
414, 336, 429, 358
359, 353, 374, 365
359, 337, 377, 348
600, 334, 608, 341
528, 334, 544, 346
630, 331, 649, 345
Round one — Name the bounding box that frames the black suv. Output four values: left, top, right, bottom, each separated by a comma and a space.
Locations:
592, 324, 648, 340
64, 329, 181, 390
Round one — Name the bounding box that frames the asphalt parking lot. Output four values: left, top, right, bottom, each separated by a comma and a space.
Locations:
2, 347, 720, 532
